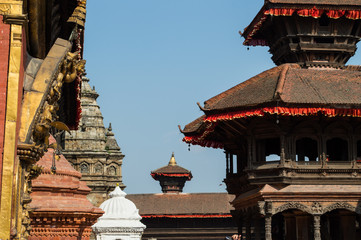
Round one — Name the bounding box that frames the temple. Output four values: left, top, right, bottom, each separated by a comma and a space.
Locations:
151, 152, 192, 193
181, 0, 361, 239
63, 75, 125, 206
0, 0, 90, 238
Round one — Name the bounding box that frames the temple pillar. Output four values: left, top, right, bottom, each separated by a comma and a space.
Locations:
265, 215, 272, 240
313, 215, 321, 240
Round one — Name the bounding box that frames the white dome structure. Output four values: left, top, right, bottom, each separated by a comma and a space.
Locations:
92, 186, 146, 240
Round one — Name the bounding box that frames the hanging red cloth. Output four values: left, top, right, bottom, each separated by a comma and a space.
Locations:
266, 8, 295, 16
297, 7, 324, 18
326, 10, 345, 19
346, 10, 361, 20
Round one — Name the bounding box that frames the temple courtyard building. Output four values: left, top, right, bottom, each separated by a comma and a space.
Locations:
0, 0, 91, 238
181, 0, 361, 239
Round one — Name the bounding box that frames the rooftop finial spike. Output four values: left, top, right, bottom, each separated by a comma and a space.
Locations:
168, 152, 177, 166
108, 123, 112, 131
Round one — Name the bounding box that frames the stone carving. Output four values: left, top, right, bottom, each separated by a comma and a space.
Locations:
266, 201, 273, 214
63, 77, 125, 206
80, 163, 89, 173
93, 227, 146, 234
265, 215, 272, 240
323, 202, 356, 214
274, 202, 311, 214
95, 164, 103, 174
313, 215, 321, 240
108, 166, 117, 176
311, 202, 323, 214
258, 201, 265, 215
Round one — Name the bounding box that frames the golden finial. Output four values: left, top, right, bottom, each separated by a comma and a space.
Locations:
168, 152, 177, 166
116, 183, 119, 187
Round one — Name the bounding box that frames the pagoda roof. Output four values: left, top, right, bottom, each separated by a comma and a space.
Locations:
243, 1, 361, 46
181, 64, 361, 148
152, 164, 191, 174
203, 64, 361, 113
151, 153, 192, 180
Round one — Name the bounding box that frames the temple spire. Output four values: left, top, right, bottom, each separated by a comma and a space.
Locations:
168, 152, 177, 166
151, 153, 192, 193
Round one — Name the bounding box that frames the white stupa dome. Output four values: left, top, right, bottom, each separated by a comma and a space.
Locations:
99, 186, 141, 220
92, 186, 146, 234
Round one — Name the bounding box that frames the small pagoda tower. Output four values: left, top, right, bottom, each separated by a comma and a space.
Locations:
63, 75, 125, 206
151, 153, 192, 193
181, 1, 361, 239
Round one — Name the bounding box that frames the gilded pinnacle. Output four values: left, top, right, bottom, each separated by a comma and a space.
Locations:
168, 152, 177, 166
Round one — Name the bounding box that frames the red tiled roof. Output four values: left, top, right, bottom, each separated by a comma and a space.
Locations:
127, 193, 234, 216
152, 164, 191, 174
181, 64, 361, 148
204, 64, 361, 112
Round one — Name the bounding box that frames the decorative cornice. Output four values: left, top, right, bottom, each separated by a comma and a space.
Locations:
3, 14, 27, 25
93, 227, 145, 234
17, 143, 44, 164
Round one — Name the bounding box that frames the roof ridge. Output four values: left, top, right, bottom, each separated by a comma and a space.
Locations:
274, 64, 291, 100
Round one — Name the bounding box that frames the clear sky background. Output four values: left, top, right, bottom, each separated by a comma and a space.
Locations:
83, 0, 361, 194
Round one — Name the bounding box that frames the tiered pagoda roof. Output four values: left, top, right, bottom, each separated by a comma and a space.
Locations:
151, 153, 192, 193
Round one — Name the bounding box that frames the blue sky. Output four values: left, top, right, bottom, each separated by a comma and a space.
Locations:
83, 0, 361, 194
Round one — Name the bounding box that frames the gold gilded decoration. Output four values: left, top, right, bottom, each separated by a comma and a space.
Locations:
17, 144, 43, 239
17, 50, 85, 239
67, 0, 87, 27
0, 1, 23, 15
0, 22, 23, 239
33, 51, 85, 150
0, 3, 11, 14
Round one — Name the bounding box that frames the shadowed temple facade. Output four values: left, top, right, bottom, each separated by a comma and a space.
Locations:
0, 0, 105, 239
181, 0, 361, 239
